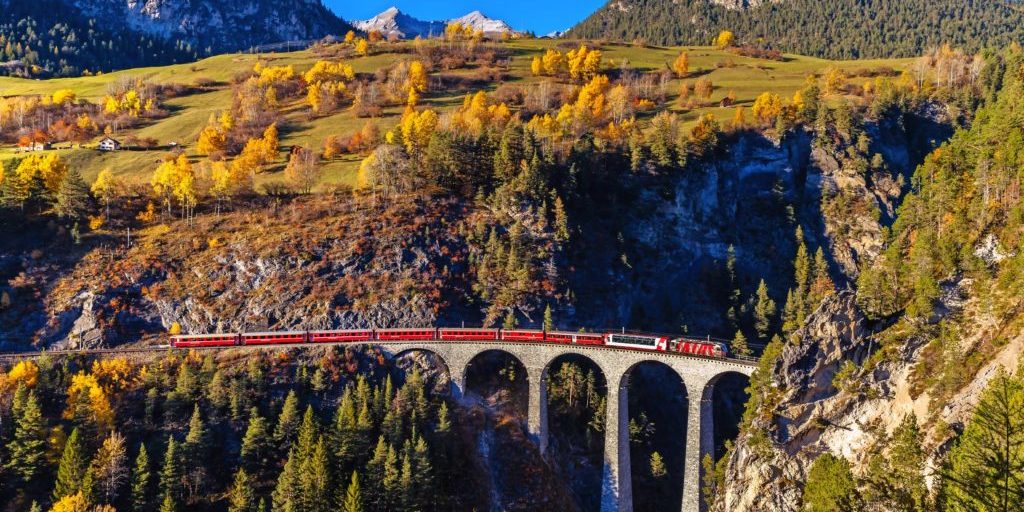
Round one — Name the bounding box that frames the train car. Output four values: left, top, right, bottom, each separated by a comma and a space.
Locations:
438, 328, 499, 341
668, 338, 728, 358
241, 331, 307, 346
546, 331, 605, 346
376, 328, 436, 341
171, 333, 240, 348
308, 330, 374, 343
604, 333, 668, 351
500, 329, 546, 342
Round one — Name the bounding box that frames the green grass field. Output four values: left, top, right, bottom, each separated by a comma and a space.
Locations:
0, 39, 912, 188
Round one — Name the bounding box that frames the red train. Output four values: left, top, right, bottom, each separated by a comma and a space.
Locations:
170, 327, 730, 359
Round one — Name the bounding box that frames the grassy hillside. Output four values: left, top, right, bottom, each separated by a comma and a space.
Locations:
0, 39, 912, 188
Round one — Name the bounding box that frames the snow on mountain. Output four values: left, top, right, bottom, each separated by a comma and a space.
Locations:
352, 7, 446, 39
449, 10, 513, 35
353, 7, 516, 39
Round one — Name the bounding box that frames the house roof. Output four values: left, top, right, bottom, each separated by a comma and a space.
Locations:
99, 137, 121, 144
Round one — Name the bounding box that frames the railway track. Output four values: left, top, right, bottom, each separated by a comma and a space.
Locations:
0, 339, 760, 366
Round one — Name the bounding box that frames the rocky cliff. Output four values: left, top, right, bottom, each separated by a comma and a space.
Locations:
77, 0, 349, 51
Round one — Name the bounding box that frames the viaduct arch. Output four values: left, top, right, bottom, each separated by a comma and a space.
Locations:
374, 340, 755, 512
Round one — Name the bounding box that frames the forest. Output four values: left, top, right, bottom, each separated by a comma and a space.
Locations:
570, 0, 1024, 59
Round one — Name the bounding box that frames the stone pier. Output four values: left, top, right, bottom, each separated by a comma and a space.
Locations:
378, 341, 755, 512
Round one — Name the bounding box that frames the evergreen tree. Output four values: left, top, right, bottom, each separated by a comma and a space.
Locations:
159, 437, 182, 507
543, 304, 555, 331
863, 414, 928, 511
944, 369, 1024, 510
159, 494, 176, 512
731, 331, 750, 357
274, 391, 301, 449
331, 389, 358, 469
300, 436, 331, 512
793, 227, 812, 322
342, 471, 363, 512
295, 405, 319, 462
650, 452, 667, 478
725, 245, 741, 329
55, 166, 91, 219
5, 390, 47, 485
240, 407, 272, 478
53, 427, 89, 501
227, 468, 255, 512
753, 279, 776, 340
131, 444, 152, 512
803, 453, 862, 512
271, 448, 300, 512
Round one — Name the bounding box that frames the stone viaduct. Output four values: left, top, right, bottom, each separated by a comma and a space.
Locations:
367, 340, 756, 512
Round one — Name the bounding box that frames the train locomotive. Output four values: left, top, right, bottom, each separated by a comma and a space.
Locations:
170, 327, 729, 359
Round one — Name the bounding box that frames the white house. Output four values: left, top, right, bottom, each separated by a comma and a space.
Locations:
98, 137, 122, 152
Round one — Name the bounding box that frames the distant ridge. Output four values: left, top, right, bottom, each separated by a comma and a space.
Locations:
569, 0, 1024, 59
353, 7, 516, 39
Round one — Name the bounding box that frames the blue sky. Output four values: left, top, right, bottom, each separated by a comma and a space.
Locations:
325, 0, 607, 35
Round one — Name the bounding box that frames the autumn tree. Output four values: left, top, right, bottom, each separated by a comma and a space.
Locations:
284, 146, 321, 194
752, 91, 783, 126
672, 51, 690, 78
90, 431, 128, 505
90, 169, 121, 218
342, 471, 364, 512
715, 30, 735, 49
227, 468, 255, 512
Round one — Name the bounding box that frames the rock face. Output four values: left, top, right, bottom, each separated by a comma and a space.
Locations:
75, 0, 348, 52
723, 292, 875, 510
568, 105, 950, 335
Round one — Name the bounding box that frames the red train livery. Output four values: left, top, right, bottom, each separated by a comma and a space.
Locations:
170, 327, 730, 359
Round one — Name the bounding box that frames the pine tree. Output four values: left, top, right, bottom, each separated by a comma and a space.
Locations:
55, 166, 91, 219
412, 436, 433, 509
274, 391, 301, 449
331, 389, 358, 469
863, 414, 928, 511
731, 331, 750, 357
803, 453, 862, 512
5, 390, 47, 484
227, 468, 254, 512
753, 279, 776, 340
159, 494, 176, 512
793, 227, 812, 323
131, 444, 152, 512
944, 369, 1024, 510
436, 402, 451, 433
342, 471, 363, 512
650, 451, 667, 478
382, 445, 400, 508
240, 408, 272, 477
54, 427, 89, 501
300, 436, 331, 512
184, 405, 208, 460
159, 437, 182, 507
295, 405, 318, 461
543, 304, 555, 331
271, 448, 300, 512
553, 195, 570, 243
725, 245, 741, 329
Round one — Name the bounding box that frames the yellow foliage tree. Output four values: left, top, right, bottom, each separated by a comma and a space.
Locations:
17, 153, 69, 193
197, 124, 227, 155
0, 360, 39, 396
715, 30, 735, 49
672, 52, 689, 78
751, 92, 783, 125
407, 60, 428, 94
542, 49, 564, 76
91, 358, 135, 395
567, 45, 602, 82
52, 89, 77, 106
50, 492, 90, 512
399, 108, 438, 155
823, 66, 846, 95
91, 168, 121, 217
344, 31, 355, 44
531, 56, 543, 76
355, 39, 369, 56
64, 372, 114, 433
303, 60, 355, 85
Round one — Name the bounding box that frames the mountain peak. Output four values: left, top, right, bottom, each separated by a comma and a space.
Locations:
354, 8, 515, 39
